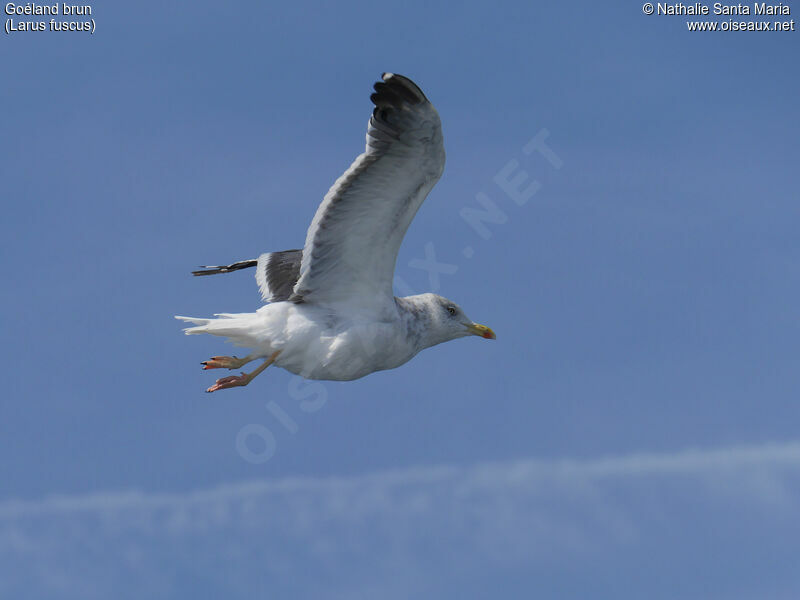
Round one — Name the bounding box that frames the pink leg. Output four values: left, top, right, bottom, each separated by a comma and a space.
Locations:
206, 350, 281, 393
206, 373, 250, 392
201, 355, 252, 370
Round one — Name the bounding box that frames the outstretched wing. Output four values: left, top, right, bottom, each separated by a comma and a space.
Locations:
289, 73, 445, 311
190, 251, 303, 303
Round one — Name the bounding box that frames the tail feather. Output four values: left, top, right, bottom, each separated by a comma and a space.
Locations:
174, 314, 263, 348
175, 315, 211, 328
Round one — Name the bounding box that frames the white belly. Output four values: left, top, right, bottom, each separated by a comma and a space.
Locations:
261, 303, 418, 381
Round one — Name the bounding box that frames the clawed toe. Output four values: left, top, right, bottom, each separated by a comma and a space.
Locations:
206, 373, 249, 393
201, 356, 244, 370
200, 350, 281, 393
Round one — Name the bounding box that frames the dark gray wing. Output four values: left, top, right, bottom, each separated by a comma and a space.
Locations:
192, 259, 258, 276
191, 250, 303, 304
256, 249, 303, 302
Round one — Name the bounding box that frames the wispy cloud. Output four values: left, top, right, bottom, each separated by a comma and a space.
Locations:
4, 440, 800, 519
2, 441, 800, 600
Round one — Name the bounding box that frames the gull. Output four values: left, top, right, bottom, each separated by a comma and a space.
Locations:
176, 73, 495, 392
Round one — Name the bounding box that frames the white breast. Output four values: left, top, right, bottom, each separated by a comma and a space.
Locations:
267, 305, 417, 381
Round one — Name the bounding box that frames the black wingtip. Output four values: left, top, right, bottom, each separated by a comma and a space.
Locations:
191, 259, 258, 276
192, 266, 228, 276
372, 72, 427, 108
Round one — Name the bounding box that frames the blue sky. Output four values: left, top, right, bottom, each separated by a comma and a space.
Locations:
2, 1, 799, 598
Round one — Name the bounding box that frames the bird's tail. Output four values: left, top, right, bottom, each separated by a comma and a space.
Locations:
174, 313, 263, 348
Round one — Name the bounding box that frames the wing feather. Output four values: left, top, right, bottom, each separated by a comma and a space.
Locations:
290, 73, 445, 311
255, 250, 303, 302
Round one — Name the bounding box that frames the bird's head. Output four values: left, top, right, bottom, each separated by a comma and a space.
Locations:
423, 294, 496, 344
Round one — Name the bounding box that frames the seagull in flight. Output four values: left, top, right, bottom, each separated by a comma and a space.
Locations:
177, 73, 495, 392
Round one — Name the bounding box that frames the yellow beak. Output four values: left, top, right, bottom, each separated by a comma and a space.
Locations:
465, 323, 496, 340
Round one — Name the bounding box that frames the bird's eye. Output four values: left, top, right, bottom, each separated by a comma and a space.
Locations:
447, 306, 457, 316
